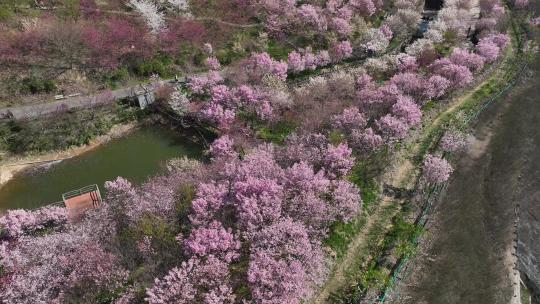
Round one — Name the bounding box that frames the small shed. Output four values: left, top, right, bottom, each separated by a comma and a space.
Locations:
136, 90, 156, 109
63, 184, 102, 220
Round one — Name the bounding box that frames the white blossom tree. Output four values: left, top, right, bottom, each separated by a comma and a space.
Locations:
129, 0, 165, 33
163, 0, 191, 15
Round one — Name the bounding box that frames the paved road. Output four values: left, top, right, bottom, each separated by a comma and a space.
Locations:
0, 78, 186, 120
0, 87, 131, 120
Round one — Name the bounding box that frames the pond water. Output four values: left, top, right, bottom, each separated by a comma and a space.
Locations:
0, 126, 204, 212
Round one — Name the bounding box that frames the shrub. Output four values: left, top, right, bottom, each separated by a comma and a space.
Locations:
20, 76, 56, 94
1, 107, 122, 154
133, 58, 170, 77
0, 207, 67, 238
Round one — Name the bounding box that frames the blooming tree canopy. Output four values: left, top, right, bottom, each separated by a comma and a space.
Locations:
422, 154, 454, 183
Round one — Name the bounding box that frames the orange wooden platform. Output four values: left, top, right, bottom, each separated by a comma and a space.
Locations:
64, 190, 101, 220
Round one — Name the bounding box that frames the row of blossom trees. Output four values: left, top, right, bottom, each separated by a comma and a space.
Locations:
0, 0, 251, 78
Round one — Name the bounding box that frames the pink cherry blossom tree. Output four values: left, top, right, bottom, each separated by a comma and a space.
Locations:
422, 154, 454, 183
430, 59, 473, 88
296, 4, 328, 32
390, 72, 428, 100
440, 130, 468, 152
425, 75, 451, 98
449, 48, 485, 72
146, 256, 235, 304
187, 72, 224, 95
476, 40, 500, 62
331, 180, 362, 222
189, 182, 230, 227
350, 127, 384, 153
248, 218, 326, 304
315, 50, 332, 67
205, 57, 221, 71
331, 41, 353, 62
376, 114, 410, 141
331, 17, 353, 36
396, 53, 418, 72
349, 0, 377, 16
183, 221, 240, 262
332, 106, 368, 132
209, 135, 237, 159
200, 103, 236, 130
244, 52, 288, 82
391, 95, 422, 126
324, 143, 355, 178
288, 51, 306, 73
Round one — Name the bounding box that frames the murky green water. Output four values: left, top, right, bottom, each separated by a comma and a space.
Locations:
0, 126, 204, 211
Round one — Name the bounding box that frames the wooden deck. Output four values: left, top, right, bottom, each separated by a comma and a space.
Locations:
64, 189, 101, 220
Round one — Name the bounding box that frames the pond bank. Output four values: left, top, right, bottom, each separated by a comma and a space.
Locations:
0, 121, 206, 211
0, 122, 137, 189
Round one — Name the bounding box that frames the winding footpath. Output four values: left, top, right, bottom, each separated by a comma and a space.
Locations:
0, 84, 143, 120
311, 41, 518, 302
388, 15, 539, 304
389, 57, 538, 304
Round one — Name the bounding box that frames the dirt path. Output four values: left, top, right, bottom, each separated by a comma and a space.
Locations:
388, 69, 528, 304
311, 42, 516, 303
387, 48, 540, 304
313, 158, 415, 303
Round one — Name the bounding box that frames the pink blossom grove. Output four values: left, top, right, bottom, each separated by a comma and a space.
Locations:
145, 140, 362, 303
0, 207, 67, 238
0, 0, 515, 301
1, 228, 128, 303
244, 52, 288, 82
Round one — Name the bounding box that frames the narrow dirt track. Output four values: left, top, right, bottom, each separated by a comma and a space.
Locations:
312, 160, 415, 304
390, 27, 540, 304
311, 46, 512, 303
